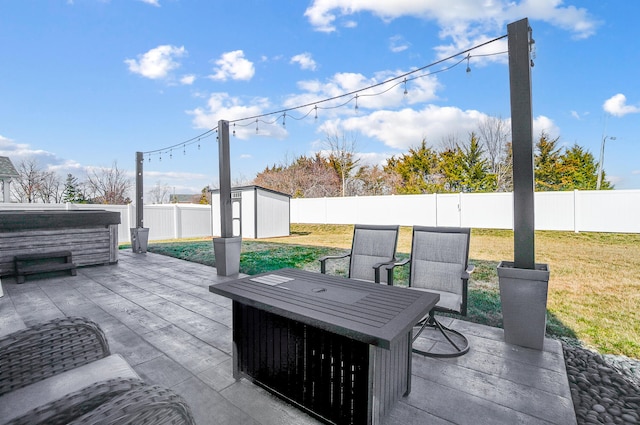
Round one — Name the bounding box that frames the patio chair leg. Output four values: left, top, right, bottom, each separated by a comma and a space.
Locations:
412, 315, 470, 358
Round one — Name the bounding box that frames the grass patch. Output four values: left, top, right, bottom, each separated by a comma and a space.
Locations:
143, 224, 640, 359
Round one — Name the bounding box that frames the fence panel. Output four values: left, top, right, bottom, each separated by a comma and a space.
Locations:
2, 190, 638, 240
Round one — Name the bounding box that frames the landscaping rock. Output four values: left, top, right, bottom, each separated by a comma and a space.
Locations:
563, 342, 640, 425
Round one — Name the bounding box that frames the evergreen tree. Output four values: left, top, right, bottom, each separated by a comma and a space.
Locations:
384, 140, 442, 194
62, 173, 87, 203
534, 132, 563, 191
559, 144, 612, 190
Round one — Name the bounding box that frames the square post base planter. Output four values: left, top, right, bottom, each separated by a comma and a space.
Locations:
498, 261, 550, 350
213, 237, 242, 276
130, 228, 149, 254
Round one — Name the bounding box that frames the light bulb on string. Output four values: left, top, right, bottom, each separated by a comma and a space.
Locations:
314, 105, 318, 120
183, 144, 186, 155
355, 94, 359, 111
232, 123, 236, 137
466, 54, 471, 74
403, 78, 408, 96
256, 118, 259, 134
197, 138, 201, 150
282, 112, 286, 127
169, 149, 173, 160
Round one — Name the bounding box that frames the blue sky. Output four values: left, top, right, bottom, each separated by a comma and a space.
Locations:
1, 0, 639, 197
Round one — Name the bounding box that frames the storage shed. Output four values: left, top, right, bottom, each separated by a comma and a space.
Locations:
210, 185, 290, 239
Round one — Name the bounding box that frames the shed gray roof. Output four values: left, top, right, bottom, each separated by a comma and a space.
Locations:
0, 156, 19, 179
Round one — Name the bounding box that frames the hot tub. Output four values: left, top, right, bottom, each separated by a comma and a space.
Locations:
0, 210, 121, 276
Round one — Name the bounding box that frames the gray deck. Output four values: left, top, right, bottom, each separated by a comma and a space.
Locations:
0, 251, 576, 425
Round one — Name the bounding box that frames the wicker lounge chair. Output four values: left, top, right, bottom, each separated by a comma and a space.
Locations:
319, 224, 399, 283
0, 317, 195, 425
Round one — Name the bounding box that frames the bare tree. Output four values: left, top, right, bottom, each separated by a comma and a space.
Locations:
148, 181, 171, 204
324, 131, 360, 197
477, 115, 511, 191
253, 154, 340, 198
12, 158, 45, 203
38, 171, 63, 203
86, 161, 133, 204
353, 165, 401, 196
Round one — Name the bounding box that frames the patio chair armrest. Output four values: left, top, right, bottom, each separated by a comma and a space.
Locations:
318, 252, 351, 274
462, 264, 475, 280
372, 259, 397, 284
68, 383, 196, 425
374, 258, 410, 285
0, 317, 111, 396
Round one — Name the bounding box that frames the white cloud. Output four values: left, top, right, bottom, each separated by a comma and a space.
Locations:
304, 1, 598, 46
603, 93, 640, 117
180, 74, 196, 85
532, 115, 560, 139
138, 0, 160, 6
389, 35, 410, 53
209, 50, 255, 81
186, 93, 287, 140
125, 45, 186, 80
291, 53, 317, 71
0, 134, 87, 177
284, 70, 441, 116
318, 105, 487, 150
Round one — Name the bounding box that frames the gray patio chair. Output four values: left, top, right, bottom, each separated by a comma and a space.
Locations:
381, 226, 473, 357
319, 224, 399, 283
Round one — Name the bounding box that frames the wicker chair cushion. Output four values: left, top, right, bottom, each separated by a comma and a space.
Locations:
0, 354, 140, 424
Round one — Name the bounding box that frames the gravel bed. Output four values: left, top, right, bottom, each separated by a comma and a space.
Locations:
562, 342, 640, 424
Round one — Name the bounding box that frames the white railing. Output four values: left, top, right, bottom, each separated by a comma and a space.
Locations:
2, 189, 639, 241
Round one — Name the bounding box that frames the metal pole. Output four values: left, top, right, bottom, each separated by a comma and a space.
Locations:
218, 120, 233, 238
508, 18, 535, 270
135, 151, 144, 228
596, 136, 615, 190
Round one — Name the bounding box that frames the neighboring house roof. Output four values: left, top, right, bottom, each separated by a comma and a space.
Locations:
0, 156, 19, 179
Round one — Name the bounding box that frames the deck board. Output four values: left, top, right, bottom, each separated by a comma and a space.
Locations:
0, 250, 576, 425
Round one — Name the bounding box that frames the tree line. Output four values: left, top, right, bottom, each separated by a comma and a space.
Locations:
254, 117, 612, 198
10, 159, 133, 204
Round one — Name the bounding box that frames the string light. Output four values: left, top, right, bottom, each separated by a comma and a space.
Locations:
141, 34, 508, 158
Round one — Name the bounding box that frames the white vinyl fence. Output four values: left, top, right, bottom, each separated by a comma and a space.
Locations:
290, 190, 640, 234
2, 189, 639, 242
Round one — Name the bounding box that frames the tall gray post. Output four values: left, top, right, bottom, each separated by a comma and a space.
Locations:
218, 120, 233, 238
135, 151, 144, 228
508, 18, 535, 270
213, 120, 241, 275
131, 151, 149, 253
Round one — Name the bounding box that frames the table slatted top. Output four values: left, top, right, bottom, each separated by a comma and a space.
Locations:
209, 268, 439, 349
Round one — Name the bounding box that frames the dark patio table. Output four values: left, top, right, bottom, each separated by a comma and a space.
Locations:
209, 268, 439, 425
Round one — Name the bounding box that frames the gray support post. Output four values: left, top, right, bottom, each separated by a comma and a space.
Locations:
508, 18, 535, 270
135, 151, 144, 228
218, 120, 233, 238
